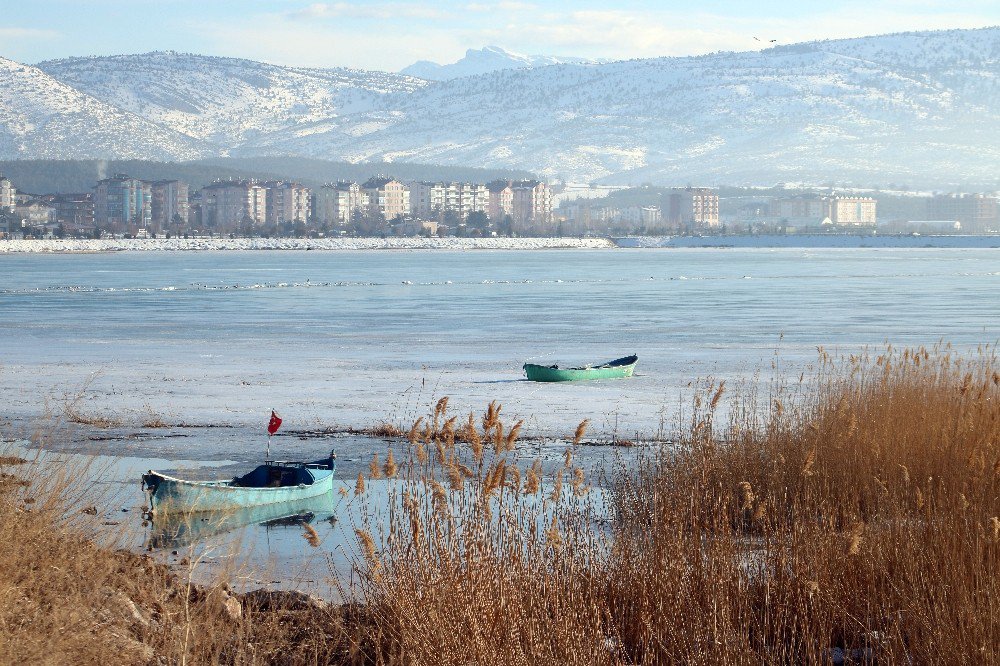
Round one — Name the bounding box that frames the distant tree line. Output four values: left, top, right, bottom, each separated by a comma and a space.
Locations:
0, 158, 537, 194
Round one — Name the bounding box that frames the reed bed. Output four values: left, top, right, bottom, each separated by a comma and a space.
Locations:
0, 447, 365, 664
2, 344, 997, 664
350, 345, 1000, 665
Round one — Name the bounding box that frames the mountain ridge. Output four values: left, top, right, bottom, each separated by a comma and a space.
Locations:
1, 27, 998, 187
400, 45, 605, 80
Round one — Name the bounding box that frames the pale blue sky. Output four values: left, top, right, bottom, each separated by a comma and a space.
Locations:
2, 0, 997, 70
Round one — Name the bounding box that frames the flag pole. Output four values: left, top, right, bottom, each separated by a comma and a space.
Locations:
266, 408, 272, 462
266, 409, 282, 463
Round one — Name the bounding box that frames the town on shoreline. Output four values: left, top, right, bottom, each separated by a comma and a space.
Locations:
2, 170, 998, 242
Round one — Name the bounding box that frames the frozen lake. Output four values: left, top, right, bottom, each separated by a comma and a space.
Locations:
2, 247, 998, 454
3, 245, 997, 591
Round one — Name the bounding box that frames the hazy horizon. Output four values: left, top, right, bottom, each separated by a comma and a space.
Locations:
3, 1, 999, 71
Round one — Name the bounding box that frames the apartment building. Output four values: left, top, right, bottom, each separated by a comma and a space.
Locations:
409, 181, 489, 220
772, 195, 876, 226
200, 180, 267, 230
0, 175, 14, 210
51, 193, 95, 229
927, 194, 998, 233
263, 181, 311, 226
774, 196, 832, 221
14, 200, 56, 228
641, 205, 662, 226
94, 174, 152, 232
667, 187, 719, 228
830, 197, 877, 226
487, 181, 514, 221
149, 180, 189, 232
511, 180, 552, 227
314, 181, 369, 226
362, 177, 409, 220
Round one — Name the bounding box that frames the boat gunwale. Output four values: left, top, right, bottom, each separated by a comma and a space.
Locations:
144, 464, 334, 493
522, 354, 638, 382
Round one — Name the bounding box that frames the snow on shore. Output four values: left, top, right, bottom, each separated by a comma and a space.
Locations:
0, 237, 616, 254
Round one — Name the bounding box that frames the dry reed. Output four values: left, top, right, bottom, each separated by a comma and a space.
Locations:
8, 343, 999, 664
348, 345, 1000, 665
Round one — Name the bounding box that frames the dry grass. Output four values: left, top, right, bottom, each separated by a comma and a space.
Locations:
141, 404, 170, 429
366, 422, 404, 439
5, 344, 999, 664
347, 345, 1000, 665
0, 451, 374, 665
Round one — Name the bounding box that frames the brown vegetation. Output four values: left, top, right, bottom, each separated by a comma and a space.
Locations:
350, 345, 1000, 664
365, 422, 404, 439
0, 455, 373, 664
4, 344, 999, 664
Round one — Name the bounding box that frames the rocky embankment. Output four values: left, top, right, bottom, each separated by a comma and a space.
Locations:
0, 237, 616, 253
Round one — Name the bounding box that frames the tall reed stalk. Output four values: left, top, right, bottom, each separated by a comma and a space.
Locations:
351, 345, 1000, 664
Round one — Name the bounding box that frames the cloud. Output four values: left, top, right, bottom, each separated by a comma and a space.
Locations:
195, 14, 466, 70
195, 1, 1000, 71
0, 27, 60, 40
290, 2, 445, 21
464, 2, 537, 11
480, 6, 1000, 60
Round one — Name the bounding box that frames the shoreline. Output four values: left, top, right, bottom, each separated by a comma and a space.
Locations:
0, 237, 616, 254
3, 233, 1000, 253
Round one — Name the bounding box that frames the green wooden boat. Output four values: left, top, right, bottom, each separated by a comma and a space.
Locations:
142, 453, 337, 515
523, 354, 638, 382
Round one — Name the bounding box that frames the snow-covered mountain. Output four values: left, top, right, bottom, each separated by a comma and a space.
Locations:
248, 28, 1000, 185
1, 28, 998, 186
400, 46, 602, 81
0, 56, 210, 161
37, 52, 427, 147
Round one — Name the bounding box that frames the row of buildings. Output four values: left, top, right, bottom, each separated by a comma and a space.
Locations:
0, 173, 554, 238
741, 193, 998, 233
5, 173, 998, 237
561, 187, 722, 232
562, 192, 884, 234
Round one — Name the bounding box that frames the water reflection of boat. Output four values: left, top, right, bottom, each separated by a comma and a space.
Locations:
147, 493, 338, 549
142, 454, 337, 514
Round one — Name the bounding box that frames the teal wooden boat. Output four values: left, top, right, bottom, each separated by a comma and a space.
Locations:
523, 354, 638, 382
142, 453, 337, 515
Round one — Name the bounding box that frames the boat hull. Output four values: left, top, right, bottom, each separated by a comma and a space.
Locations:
523, 355, 638, 382
143, 460, 336, 514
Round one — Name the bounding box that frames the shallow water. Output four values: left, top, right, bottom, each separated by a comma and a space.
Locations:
3, 246, 997, 587
3, 248, 997, 449
1, 437, 627, 597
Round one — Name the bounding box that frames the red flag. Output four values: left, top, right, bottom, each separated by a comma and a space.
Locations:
267, 410, 282, 435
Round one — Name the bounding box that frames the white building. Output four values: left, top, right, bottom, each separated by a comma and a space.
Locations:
409, 181, 489, 220
0, 176, 14, 211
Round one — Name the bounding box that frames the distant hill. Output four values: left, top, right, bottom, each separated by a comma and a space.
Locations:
0, 157, 536, 194
37, 51, 425, 148
0, 29, 998, 187
400, 46, 604, 81
0, 57, 209, 161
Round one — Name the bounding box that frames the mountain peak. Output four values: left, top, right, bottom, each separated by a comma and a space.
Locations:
400, 45, 599, 81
